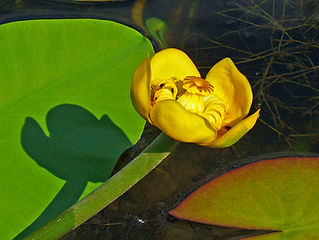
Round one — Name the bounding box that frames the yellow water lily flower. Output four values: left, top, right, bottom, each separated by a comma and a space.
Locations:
131, 48, 260, 148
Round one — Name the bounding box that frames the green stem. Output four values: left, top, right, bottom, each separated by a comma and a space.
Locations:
24, 133, 177, 240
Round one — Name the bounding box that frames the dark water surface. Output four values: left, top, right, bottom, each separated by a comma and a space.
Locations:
2, 0, 318, 239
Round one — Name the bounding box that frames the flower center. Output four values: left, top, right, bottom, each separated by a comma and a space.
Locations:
151, 76, 226, 130
182, 76, 214, 96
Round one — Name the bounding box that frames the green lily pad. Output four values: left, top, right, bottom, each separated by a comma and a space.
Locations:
169, 155, 319, 239
0, 18, 153, 240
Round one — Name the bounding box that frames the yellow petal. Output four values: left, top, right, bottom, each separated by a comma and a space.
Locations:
150, 100, 217, 144
130, 54, 151, 120
203, 109, 260, 148
205, 58, 253, 126
150, 48, 201, 82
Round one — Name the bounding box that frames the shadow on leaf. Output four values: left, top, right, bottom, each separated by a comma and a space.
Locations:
15, 104, 131, 239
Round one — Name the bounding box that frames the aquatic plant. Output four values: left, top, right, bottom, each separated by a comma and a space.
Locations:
0, 18, 158, 240
131, 48, 260, 148
170, 154, 319, 239
1, 0, 317, 239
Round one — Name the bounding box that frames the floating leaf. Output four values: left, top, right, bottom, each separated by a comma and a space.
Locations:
0, 18, 154, 240
169, 155, 319, 239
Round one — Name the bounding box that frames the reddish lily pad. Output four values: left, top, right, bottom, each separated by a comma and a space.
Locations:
169, 154, 319, 239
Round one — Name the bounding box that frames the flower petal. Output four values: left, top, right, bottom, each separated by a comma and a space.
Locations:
130, 54, 151, 120
203, 109, 260, 148
150, 48, 201, 83
205, 58, 253, 126
150, 100, 217, 144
